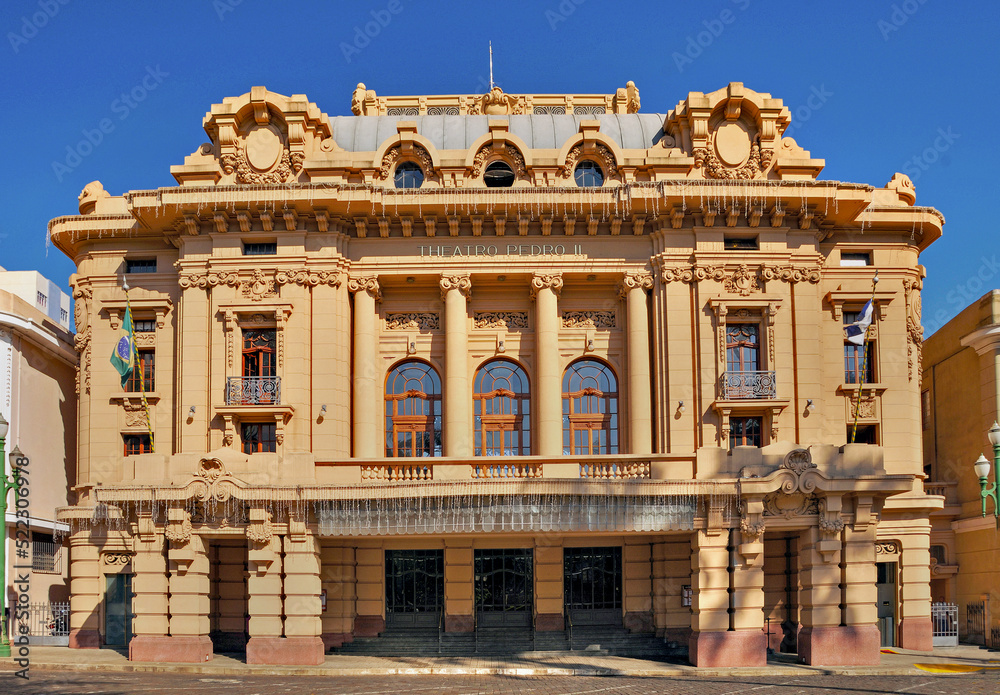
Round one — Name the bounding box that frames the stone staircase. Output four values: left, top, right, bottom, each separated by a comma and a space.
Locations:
334, 624, 685, 660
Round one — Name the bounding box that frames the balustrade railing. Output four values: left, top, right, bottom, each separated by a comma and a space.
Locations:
473, 461, 542, 479
226, 376, 281, 405
722, 370, 776, 399
362, 464, 432, 481
580, 460, 650, 479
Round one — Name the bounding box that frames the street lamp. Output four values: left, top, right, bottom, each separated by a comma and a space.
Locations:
975, 421, 1000, 521
0, 412, 19, 658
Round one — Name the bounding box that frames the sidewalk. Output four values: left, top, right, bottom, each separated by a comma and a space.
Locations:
0, 644, 997, 678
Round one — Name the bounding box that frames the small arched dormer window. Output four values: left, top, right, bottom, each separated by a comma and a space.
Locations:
394, 161, 424, 189
574, 160, 604, 187
484, 160, 515, 188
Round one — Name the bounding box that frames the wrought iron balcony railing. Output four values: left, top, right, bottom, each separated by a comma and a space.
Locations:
226, 376, 281, 405
722, 370, 776, 399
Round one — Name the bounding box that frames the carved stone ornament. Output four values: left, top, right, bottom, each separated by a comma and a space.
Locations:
242, 269, 277, 302
724, 264, 761, 296
133, 332, 155, 348
739, 517, 766, 542
660, 265, 726, 284
122, 398, 148, 427
564, 143, 617, 178
903, 277, 923, 382
471, 141, 527, 179
379, 145, 434, 181
70, 279, 92, 394
763, 491, 820, 519
179, 270, 240, 290
386, 313, 440, 330
693, 132, 773, 180
348, 276, 382, 302
760, 265, 822, 284
780, 448, 817, 476
619, 272, 653, 297
246, 510, 273, 546
875, 540, 900, 555
102, 552, 134, 566
848, 393, 877, 419
530, 273, 564, 299
234, 129, 293, 184
469, 86, 524, 116
439, 274, 472, 300
165, 511, 193, 545
474, 311, 528, 330
818, 517, 845, 535
562, 311, 616, 329
274, 268, 342, 288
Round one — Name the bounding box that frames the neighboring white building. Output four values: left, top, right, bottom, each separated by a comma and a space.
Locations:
1, 266, 77, 643
0, 265, 72, 331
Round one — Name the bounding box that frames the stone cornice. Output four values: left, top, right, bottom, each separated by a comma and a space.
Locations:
960, 324, 1000, 356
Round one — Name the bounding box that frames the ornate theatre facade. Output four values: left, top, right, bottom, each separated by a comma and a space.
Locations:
50, 82, 943, 667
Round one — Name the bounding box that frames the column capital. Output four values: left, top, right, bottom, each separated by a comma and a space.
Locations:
439, 274, 472, 301
347, 275, 381, 302
530, 272, 563, 300
619, 271, 653, 298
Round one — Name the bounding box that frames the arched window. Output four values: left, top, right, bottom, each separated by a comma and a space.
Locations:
484, 160, 515, 187
562, 359, 618, 455
574, 160, 604, 187
394, 161, 424, 189
385, 360, 442, 457
474, 359, 530, 457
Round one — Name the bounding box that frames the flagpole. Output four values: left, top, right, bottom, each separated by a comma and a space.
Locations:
850, 271, 879, 443
123, 280, 155, 453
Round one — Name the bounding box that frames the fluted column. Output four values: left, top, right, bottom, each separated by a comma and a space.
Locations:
621, 273, 653, 455
440, 275, 472, 457
349, 277, 381, 458
532, 273, 563, 456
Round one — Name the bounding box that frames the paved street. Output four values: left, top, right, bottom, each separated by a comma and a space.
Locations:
2, 672, 999, 694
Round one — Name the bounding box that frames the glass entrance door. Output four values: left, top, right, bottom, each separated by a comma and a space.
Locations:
385, 549, 444, 628
474, 549, 533, 628
104, 574, 133, 646
564, 547, 623, 626
876, 562, 897, 647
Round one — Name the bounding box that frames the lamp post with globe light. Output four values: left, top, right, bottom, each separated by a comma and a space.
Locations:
0, 412, 20, 658
973, 421, 1000, 523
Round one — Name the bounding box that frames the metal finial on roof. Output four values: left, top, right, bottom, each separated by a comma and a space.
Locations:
489, 42, 494, 91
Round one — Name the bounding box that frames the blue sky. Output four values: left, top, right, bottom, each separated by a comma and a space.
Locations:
1, 0, 996, 336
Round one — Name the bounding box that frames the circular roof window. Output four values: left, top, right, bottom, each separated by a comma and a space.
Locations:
574, 160, 604, 187
394, 162, 424, 189
484, 160, 515, 188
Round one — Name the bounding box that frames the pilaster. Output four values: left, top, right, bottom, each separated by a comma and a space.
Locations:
441, 274, 472, 457
128, 529, 169, 660
621, 273, 653, 454
532, 273, 563, 457
165, 532, 213, 662
349, 276, 380, 458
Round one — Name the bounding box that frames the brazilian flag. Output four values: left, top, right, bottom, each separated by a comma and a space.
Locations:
110, 306, 135, 389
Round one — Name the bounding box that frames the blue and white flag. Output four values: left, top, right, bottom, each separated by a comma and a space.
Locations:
845, 300, 874, 346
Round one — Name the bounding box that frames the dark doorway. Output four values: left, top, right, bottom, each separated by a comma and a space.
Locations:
104, 574, 133, 646
385, 549, 444, 628
564, 547, 622, 626
209, 541, 249, 652
876, 561, 897, 647
474, 548, 533, 627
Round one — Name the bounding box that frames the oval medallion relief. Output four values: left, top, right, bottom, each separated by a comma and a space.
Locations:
245, 126, 283, 171
714, 121, 751, 167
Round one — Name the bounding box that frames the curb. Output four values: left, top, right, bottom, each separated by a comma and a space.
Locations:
0, 661, 929, 678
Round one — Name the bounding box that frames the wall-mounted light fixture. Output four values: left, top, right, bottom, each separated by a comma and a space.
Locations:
320, 404, 327, 414
677, 401, 686, 414
806, 399, 816, 412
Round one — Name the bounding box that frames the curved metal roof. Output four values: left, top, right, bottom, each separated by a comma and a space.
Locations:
328, 114, 667, 153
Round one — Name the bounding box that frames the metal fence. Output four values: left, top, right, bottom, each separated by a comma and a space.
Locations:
966, 600, 986, 646
931, 603, 958, 646
9, 602, 69, 646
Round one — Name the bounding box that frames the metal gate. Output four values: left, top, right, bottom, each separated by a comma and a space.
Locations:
474, 548, 532, 627
385, 549, 444, 628
967, 600, 986, 646
564, 547, 622, 627
931, 603, 958, 646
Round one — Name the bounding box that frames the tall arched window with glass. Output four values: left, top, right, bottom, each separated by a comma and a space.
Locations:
562, 359, 619, 455
384, 361, 442, 457
474, 359, 530, 458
